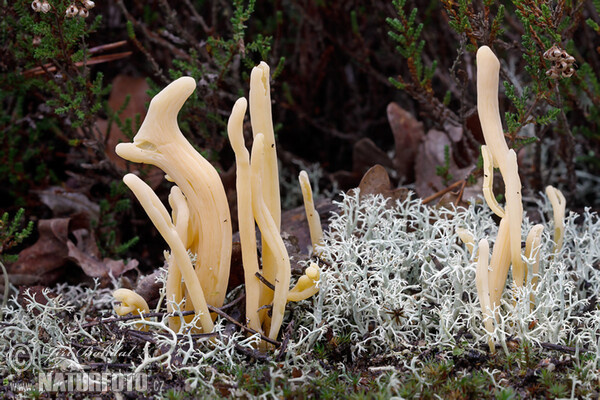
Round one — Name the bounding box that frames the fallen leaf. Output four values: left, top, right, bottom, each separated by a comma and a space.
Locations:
66, 231, 138, 280
227, 242, 245, 291
134, 269, 163, 308
387, 102, 425, 183
331, 138, 394, 190
9, 214, 138, 286
415, 130, 472, 198
8, 218, 71, 285
352, 137, 393, 177
36, 186, 100, 220
356, 164, 410, 206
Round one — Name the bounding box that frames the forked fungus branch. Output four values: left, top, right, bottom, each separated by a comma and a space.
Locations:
113, 63, 321, 344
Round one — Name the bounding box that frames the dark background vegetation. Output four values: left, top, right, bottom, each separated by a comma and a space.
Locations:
1, 0, 599, 277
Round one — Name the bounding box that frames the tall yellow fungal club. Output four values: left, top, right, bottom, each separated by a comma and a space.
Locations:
458, 46, 568, 349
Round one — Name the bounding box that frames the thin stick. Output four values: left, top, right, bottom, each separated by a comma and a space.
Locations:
81, 310, 196, 328
83, 302, 281, 347
207, 304, 281, 347
540, 342, 591, 354
220, 292, 246, 311
255, 272, 276, 291
422, 180, 465, 205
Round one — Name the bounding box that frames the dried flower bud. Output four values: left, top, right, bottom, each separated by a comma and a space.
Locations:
65, 4, 78, 17
31, 0, 42, 12
543, 45, 560, 60
546, 69, 559, 79
40, 1, 51, 13
79, 7, 89, 17
558, 61, 569, 71
83, 0, 95, 9
562, 67, 574, 78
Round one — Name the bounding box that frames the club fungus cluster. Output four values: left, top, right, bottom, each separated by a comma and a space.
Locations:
459, 46, 567, 352
112, 62, 322, 342
112, 49, 573, 357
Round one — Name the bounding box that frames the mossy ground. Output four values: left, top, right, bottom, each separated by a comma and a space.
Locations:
3, 338, 597, 399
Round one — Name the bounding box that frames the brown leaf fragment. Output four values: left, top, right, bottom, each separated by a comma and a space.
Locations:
357, 164, 392, 196
67, 225, 138, 280
352, 137, 393, 177
135, 270, 163, 308
414, 129, 481, 205
330, 137, 394, 191
227, 241, 245, 291
8, 218, 71, 284
356, 164, 411, 206
387, 102, 425, 183
415, 130, 456, 198
9, 215, 138, 286
37, 186, 100, 220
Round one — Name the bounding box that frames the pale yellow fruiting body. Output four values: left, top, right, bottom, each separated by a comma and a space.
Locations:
249, 63, 280, 328
525, 224, 544, 309
477, 46, 525, 298
504, 150, 525, 287
116, 77, 232, 310
165, 186, 189, 332
288, 263, 320, 302
122, 173, 214, 333
299, 170, 324, 253
477, 46, 510, 173
546, 186, 566, 253
475, 239, 495, 353
456, 228, 475, 256
115, 66, 317, 341
488, 218, 512, 310
481, 145, 505, 218
227, 97, 262, 334
113, 288, 150, 331
250, 62, 280, 225
250, 134, 291, 341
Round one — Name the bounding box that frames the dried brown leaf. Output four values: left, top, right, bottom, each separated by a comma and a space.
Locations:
37, 186, 100, 220
387, 102, 425, 183
415, 129, 480, 203
8, 218, 71, 284
9, 215, 138, 286
352, 137, 393, 177
356, 164, 410, 205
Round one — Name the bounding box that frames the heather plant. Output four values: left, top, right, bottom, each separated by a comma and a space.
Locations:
1, 0, 108, 173
387, 0, 600, 203
118, 0, 282, 162
0, 209, 34, 264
